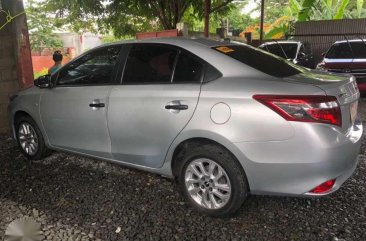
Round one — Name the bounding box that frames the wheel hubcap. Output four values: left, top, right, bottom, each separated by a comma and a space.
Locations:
18, 122, 38, 156
185, 158, 231, 209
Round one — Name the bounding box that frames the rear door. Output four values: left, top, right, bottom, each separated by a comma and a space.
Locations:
108, 44, 204, 168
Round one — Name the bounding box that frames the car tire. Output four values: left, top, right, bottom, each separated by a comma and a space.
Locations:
15, 115, 51, 160
177, 143, 249, 217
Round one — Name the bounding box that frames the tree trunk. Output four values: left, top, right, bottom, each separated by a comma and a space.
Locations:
204, 0, 211, 37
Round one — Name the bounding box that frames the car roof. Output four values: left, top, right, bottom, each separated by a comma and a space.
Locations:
260, 41, 301, 46
100, 37, 231, 49
334, 39, 366, 44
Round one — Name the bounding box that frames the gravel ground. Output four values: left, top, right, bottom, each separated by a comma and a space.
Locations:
0, 98, 365, 241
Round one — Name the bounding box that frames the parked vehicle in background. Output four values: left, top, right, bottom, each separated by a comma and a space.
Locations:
317, 39, 366, 95
8, 38, 362, 217
258, 40, 315, 69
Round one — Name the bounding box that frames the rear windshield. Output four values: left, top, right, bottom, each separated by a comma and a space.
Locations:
213, 45, 302, 78
260, 43, 298, 59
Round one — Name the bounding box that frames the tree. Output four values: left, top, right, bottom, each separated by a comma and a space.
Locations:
43, 0, 236, 37
225, 1, 256, 30
288, 0, 356, 21
26, 0, 63, 53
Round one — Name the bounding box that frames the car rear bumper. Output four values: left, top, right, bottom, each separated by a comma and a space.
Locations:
232, 118, 363, 196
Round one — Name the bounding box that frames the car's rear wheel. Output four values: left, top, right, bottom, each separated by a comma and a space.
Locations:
177, 143, 249, 217
15, 115, 51, 160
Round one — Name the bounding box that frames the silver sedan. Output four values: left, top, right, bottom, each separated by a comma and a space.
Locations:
8, 38, 363, 217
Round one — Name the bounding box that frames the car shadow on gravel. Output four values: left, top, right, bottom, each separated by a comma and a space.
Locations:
1, 132, 365, 241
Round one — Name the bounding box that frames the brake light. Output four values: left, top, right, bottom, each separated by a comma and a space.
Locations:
253, 95, 342, 127
309, 179, 336, 194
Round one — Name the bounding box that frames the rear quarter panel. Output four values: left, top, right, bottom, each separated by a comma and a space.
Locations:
164, 76, 327, 173
185, 76, 326, 143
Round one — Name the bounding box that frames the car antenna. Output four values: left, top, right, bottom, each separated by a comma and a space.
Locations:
357, 35, 366, 47
273, 40, 289, 59
344, 35, 354, 59
264, 44, 270, 52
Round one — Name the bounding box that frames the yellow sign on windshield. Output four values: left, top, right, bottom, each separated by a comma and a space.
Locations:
216, 46, 234, 53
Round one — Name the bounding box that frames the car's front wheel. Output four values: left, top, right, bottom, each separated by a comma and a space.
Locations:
15, 115, 51, 160
178, 143, 249, 217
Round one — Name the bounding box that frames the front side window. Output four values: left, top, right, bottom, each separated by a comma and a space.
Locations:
57, 46, 121, 86
214, 45, 302, 78
123, 45, 177, 84
325, 43, 353, 59
173, 52, 203, 83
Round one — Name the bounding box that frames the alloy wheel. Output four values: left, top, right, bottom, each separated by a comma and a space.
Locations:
185, 158, 232, 209
18, 122, 39, 156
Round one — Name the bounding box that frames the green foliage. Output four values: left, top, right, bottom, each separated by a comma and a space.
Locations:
262, 0, 290, 23
42, 0, 237, 37
357, 0, 365, 18
26, 0, 63, 53
264, 23, 288, 40
27, 0, 365, 44
101, 35, 134, 43
298, 0, 316, 21
226, 2, 256, 30
334, 0, 350, 19
182, 1, 241, 32
288, 0, 358, 21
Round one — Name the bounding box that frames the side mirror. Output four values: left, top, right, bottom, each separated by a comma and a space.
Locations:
321, 52, 326, 58
34, 75, 52, 88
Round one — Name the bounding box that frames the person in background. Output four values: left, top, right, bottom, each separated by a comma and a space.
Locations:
48, 50, 63, 75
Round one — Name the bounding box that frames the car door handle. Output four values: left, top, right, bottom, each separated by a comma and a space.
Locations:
89, 103, 105, 108
165, 104, 188, 110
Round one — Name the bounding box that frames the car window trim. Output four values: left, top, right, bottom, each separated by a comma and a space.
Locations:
54, 44, 123, 88
170, 49, 181, 83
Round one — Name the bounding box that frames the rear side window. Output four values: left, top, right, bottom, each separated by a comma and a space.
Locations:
123, 45, 177, 84
350, 42, 366, 59
325, 43, 353, 59
173, 52, 203, 83
261, 43, 298, 59
213, 45, 301, 78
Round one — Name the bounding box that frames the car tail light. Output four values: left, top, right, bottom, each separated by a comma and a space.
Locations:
309, 179, 336, 194
253, 95, 342, 127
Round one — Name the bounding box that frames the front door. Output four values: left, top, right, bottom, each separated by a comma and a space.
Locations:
108, 44, 204, 168
40, 46, 121, 158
